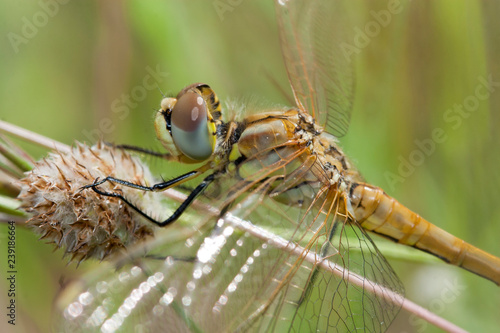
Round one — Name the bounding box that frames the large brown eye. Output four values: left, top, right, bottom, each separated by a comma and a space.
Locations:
170, 90, 214, 161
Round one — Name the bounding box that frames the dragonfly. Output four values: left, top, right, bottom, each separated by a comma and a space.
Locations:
55, 1, 500, 332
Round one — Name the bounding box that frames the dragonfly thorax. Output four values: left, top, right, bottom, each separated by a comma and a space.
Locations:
222, 107, 360, 210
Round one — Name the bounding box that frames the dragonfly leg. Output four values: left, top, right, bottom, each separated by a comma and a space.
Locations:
83, 174, 214, 227
81, 170, 198, 193
114, 143, 172, 159
102, 141, 176, 160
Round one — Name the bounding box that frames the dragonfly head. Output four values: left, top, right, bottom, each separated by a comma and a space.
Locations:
155, 83, 220, 163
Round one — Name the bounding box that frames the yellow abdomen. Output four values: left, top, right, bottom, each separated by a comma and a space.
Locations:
350, 183, 500, 285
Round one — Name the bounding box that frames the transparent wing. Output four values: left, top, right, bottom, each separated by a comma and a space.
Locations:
275, 0, 356, 137
54, 142, 403, 332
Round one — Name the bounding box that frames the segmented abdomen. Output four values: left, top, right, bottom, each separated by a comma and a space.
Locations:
349, 183, 500, 285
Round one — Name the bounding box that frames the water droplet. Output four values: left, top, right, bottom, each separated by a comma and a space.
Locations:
160, 292, 173, 306
165, 256, 174, 266
218, 295, 228, 305
66, 302, 83, 318
139, 282, 151, 293
130, 289, 143, 301
79, 291, 93, 305
118, 272, 130, 283
153, 305, 164, 316
193, 268, 202, 279
182, 296, 192, 306
153, 272, 164, 282
223, 226, 234, 237
228, 282, 237, 293
203, 264, 212, 275
130, 266, 142, 276
186, 281, 196, 291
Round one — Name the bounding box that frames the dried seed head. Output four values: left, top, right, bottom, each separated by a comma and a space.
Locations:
18, 142, 158, 263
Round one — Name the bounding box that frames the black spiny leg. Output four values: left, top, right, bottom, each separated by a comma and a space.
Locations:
83, 171, 198, 193
114, 143, 172, 159
103, 142, 174, 159
82, 172, 214, 227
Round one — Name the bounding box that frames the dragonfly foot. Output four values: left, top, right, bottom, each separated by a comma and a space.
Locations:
80, 177, 119, 198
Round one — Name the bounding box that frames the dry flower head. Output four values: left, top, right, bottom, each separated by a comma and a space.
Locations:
18, 142, 159, 263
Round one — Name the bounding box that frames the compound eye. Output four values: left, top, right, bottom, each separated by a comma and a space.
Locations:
170, 91, 214, 161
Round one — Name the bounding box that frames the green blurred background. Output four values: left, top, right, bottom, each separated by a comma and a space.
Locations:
0, 0, 499, 332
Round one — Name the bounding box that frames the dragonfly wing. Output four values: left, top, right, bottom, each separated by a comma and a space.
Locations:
54, 144, 403, 332
208, 147, 405, 331
295, 213, 406, 332
275, 0, 356, 137
212, 187, 405, 332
